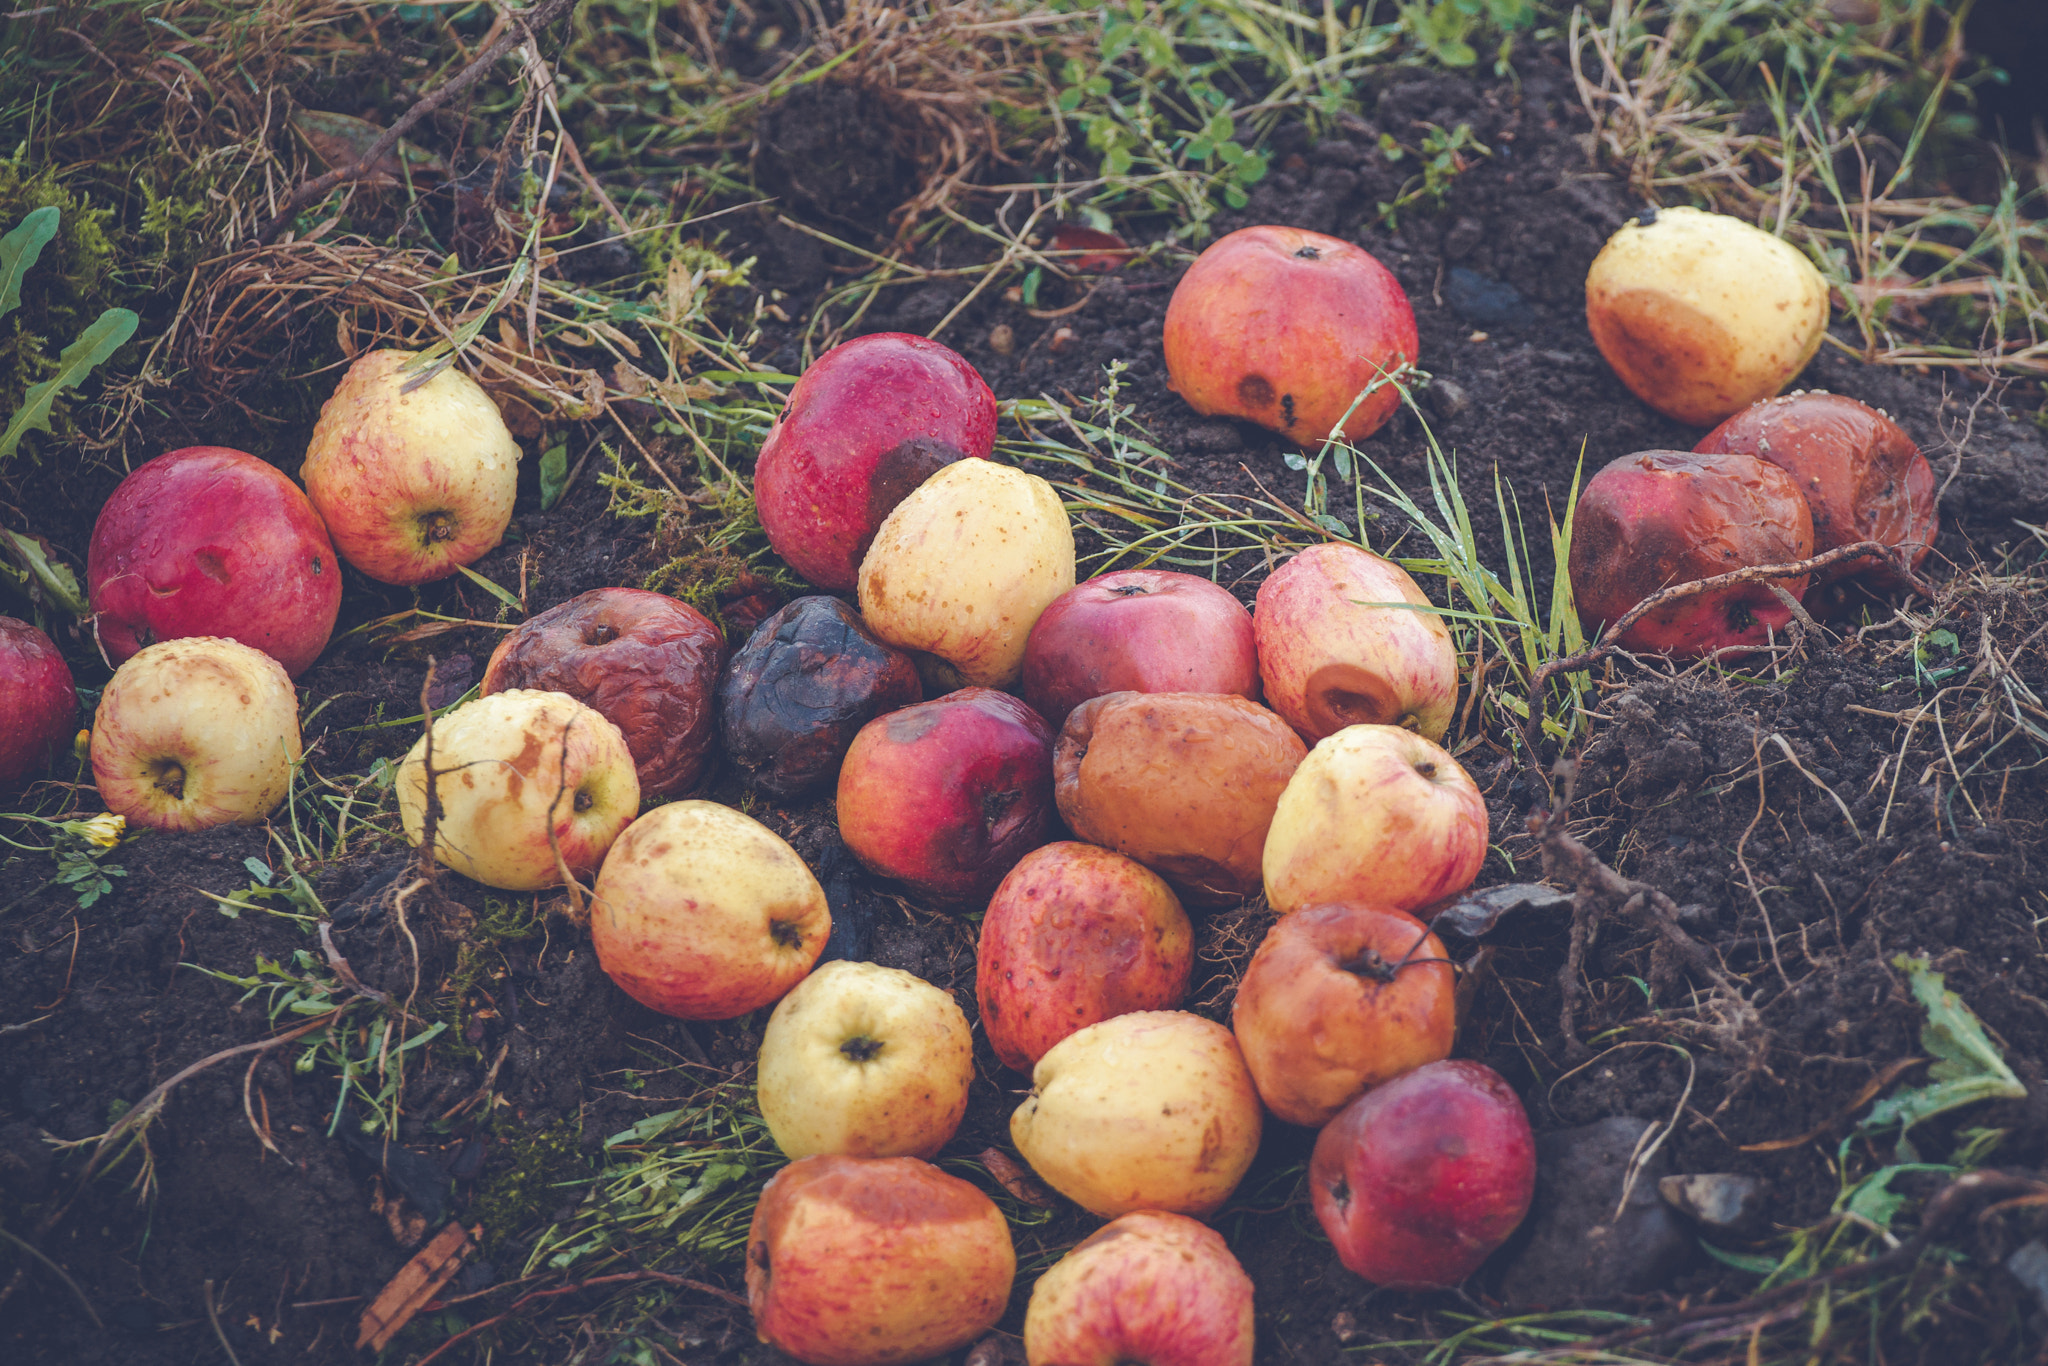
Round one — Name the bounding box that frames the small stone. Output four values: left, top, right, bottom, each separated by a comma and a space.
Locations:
1049, 327, 1077, 355
1496, 1117, 1695, 1306
989, 323, 1016, 356
2008, 1241, 2048, 1316
1447, 267, 1526, 327
964, 1332, 1025, 1366
1659, 1173, 1769, 1236
1426, 379, 1469, 422
1330, 1310, 1359, 1342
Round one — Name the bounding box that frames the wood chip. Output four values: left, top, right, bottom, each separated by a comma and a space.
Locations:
978, 1148, 1056, 1208
356, 1221, 478, 1351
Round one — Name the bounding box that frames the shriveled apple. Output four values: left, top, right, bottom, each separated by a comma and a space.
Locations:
1054, 691, 1306, 906
1569, 449, 1814, 656
857, 459, 1075, 689
1695, 390, 1935, 589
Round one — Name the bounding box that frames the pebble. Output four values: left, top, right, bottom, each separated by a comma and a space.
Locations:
1495, 1117, 1695, 1305
1427, 379, 1470, 421
1659, 1172, 1769, 1236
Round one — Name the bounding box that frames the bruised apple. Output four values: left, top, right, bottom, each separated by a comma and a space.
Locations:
481, 588, 726, 798
1023, 1211, 1255, 1366
1263, 724, 1487, 916
836, 688, 1055, 905
858, 459, 1075, 689
1021, 568, 1260, 727
1011, 1010, 1263, 1218
1164, 225, 1418, 445
0, 617, 75, 789
1586, 205, 1829, 426
1232, 902, 1454, 1127
1254, 542, 1458, 745
718, 595, 922, 799
977, 841, 1193, 1073
1310, 1060, 1535, 1289
753, 333, 997, 593
747, 1155, 1014, 1366
1054, 692, 1306, 906
1695, 390, 1935, 589
1570, 449, 1814, 656
591, 800, 830, 1019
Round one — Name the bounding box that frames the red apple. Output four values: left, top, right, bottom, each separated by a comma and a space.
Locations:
977, 841, 1193, 1072
0, 617, 76, 788
1569, 449, 1814, 657
719, 595, 923, 799
754, 333, 997, 593
1021, 568, 1260, 727
1253, 542, 1458, 745
835, 687, 1055, 905
1262, 724, 1488, 916
301, 349, 522, 585
1231, 902, 1454, 1126
1310, 1060, 1536, 1289
1023, 1210, 1255, 1366
1694, 390, 1936, 589
747, 1154, 1015, 1366
87, 446, 341, 678
481, 587, 726, 798
1164, 225, 1418, 445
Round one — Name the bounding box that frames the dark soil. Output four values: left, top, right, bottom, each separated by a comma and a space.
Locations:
8, 36, 2048, 1366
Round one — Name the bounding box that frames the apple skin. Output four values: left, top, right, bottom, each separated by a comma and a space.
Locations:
1011, 1010, 1263, 1219
591, 800, 829, 1019
1231, 902, 1454, 1127
1569, 449, 1814, 657
747, 1154, 1015, 1366
1021, 569, 1260, 728
1694, 390, 1935, 589
1253, 542, 1458, 746
754, 332, 998, 593
87, 446, 342, 679
1023, 1210, 1256, 1366
977, 841, 1193, 1073
0, 617, 76, 789
1263, 724, 1488, 916
398, 689, 640, 891
718, 595, 923, 799
1309, 1059, 1536, 1289
301, 349, 522, 585
757, 959, 975, 1160
90, 636, 302, 831
835, 687, 1056, 906
1164, 225, 1419, 445
481, 587, 727, 798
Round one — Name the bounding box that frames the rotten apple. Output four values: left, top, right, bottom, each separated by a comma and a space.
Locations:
1023, 1210, 1256, 1366
747, 1154, 1015, 1366
1263, 724, 1488, 916
753, 332, 997, 593
835, 687, 1055, 905
1054, 691, 1305, 906
977, 840, 1193, 1073
1164, 225, 1419, 445
718, 595, 922, 799
0, 617, 75, 789
1021, 568, 1260, 728
1310, 1059, 1536, 1289
1253, 542, 1458, 745
481, 587, 726, 799
1569, 448, 1814, 656
87, 446, 342, 679
591, 799, 830, 1020
1231, 902, 1455, 1127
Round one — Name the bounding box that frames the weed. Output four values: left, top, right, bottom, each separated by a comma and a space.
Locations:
1376, 121, 1492, 229
0, 813, 128, 917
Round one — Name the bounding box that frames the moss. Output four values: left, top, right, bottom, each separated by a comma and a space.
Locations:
470, 1114, 589, 1255
0, 155, 123, 459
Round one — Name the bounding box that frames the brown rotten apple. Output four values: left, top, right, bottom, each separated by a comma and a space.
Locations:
977, 841, 1193, 1073
1695, 390, 1935, 590
747, 1154, 1015, 1366
1024, 1211, 1256, 1366
1021, 568, 1260, 728
1570, 449, 1814, 657
1232, 902, 1454, 1127
481, 588, 725, 798
836, 687, 1055, 905
1254, 542, 1458, 745
1164, 225, 1418, 445
718, 595, 922, 799
753, 332, 997, 593
1055, 691, 1306, 906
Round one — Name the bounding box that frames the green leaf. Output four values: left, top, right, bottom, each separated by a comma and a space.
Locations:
1835, 1162, 1954, 1231
539, 439, 570, 511
1021, 266, 1043, 308
0, 307, 141, 462
0, 526, 88, 618
1862, 956, 2027, 1141
244, 857, 273, 885
1700, 1241, 1781, 1275
454, 562, 524, 612
0, 207, 60, 322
